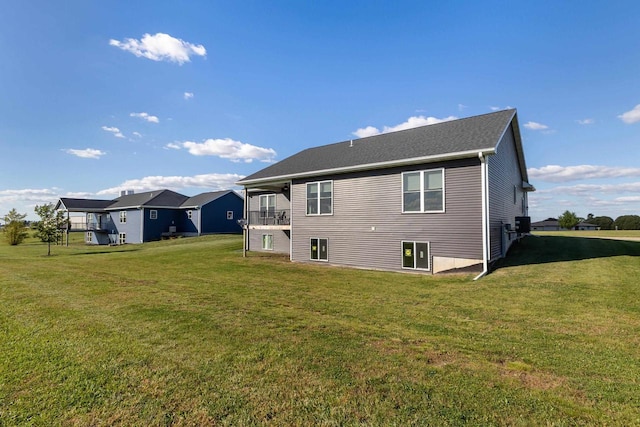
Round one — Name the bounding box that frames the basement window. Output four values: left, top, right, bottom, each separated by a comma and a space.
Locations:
310, 238, 328, 261
402, 241, 430, 271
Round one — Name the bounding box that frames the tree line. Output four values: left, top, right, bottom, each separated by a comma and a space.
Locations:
557, 210, 640, 230
2, 204, 67, 255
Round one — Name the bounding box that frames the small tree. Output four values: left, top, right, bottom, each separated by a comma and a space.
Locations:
2, 209, 29, 245
558, 210, 580, 230
34, 203, 67, 255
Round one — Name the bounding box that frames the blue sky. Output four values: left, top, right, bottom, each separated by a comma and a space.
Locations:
1, 1, 639, 221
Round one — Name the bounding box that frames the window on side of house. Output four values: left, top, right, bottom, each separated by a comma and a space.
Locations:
150, 210, 158, 220
310, 238, 328, 261
402, 241, 430, 271
227, 211, 234, 220
262, 234, 273, 250
306, 181, 332, 215
119, 211, 127, 223
187, 210, 193, 220
402, 169, 444, 213
259, 194, 276, 218
86, 231, 93, 243
119, 232, 126, 244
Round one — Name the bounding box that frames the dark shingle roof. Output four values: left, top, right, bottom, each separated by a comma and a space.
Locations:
181, 190, 238, 208
56, 198, 113, 211
107, 189, 189, 209
238, 109, 517, 185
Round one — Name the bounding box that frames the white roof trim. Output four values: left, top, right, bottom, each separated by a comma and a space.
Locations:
238, 148, 496, 186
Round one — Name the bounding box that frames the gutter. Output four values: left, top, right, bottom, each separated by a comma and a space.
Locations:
237, 148, 496, 187
474, 151, 490, 281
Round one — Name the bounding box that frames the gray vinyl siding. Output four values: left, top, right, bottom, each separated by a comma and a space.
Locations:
248, 230, 290, 254
246, 191, 290, 214
246, 190, 291, 253
487, 124, 526, 260
111, 209, 143, 244
290, 158, 483, 272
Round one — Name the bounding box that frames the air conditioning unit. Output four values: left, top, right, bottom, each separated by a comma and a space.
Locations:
515, 216, 531, 233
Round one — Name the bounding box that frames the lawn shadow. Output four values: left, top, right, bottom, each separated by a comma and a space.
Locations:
494, 235, 640, 269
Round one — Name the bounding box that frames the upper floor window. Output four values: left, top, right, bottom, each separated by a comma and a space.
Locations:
119, 211, 127, 223
187, 210, 192, 219
259, 194, 276, 218
307, 181, 332, 215
402, 169, 444, 213
150, 210, 157, 220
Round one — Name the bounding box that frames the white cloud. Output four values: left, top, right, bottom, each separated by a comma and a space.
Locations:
352, 115, 457, 138
64, 148, 106, 159
130, 112, 159, 123
132, 132, 142, 138
102, 126, 125, 138
576, 118, 594, 125
528, 165, 640, 183
179, 138, 277, 163
0, 189, 60, 216
184, 92, 194, 100
490, 106, 501, 111
352, 126, 380, 138
537, 182, 640, 196
109, 33, 206, 65
165, 142, 182, 150
96, 173, 244, 196
523, 121, 549, 131
458, 104, 467, 111
618, 104, 640, 124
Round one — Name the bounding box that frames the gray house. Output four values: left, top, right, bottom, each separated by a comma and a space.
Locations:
56, 189, 243, 244
237, 109, 534, 277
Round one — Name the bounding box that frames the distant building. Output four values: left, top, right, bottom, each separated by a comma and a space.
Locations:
530, 218, 599, 231
55, 189, 244, 244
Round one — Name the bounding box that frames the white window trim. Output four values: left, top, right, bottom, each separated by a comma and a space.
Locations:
259, 194, 276, 218
187, 210, 193, 220
86, 231, 93, 243
401, 168, 445, 213
119, 232, 126, 244
310, 237, 329, 262
306, 180, 333, 216
119, 211, 127, 223
262, 234, 273, 251
401, 241, 431, 271
150, 209, 158, 220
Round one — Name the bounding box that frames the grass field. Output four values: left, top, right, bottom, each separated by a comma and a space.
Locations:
1, 232, 639, 425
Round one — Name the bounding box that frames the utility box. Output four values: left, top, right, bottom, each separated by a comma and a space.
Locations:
515, 216, 531, 233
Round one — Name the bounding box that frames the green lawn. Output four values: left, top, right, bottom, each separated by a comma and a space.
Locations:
1, 233, 639, 425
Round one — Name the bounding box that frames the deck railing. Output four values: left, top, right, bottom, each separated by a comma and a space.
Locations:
247, 209, 290, 226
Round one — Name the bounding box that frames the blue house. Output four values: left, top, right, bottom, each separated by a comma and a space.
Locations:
55, 189, 243, 244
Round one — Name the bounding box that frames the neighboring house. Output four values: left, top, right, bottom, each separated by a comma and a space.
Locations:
237, 109, 535, 277
531, 218, 599, 231
55, 189, 243, 244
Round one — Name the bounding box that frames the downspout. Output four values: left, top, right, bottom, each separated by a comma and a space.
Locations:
198, 207, 202, 236
288, 181, 293, 261
474, 152, 490, 281
140, 208, 144, 243
242, 187, 247, 257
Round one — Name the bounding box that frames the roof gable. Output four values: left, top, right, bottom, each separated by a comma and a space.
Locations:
106, 190, 189, 210
56, 198, 113, 211
238, 109, 519, 185
181, 190, 239, 208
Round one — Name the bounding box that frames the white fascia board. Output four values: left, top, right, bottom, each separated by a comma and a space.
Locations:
238, 148, 496, 187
